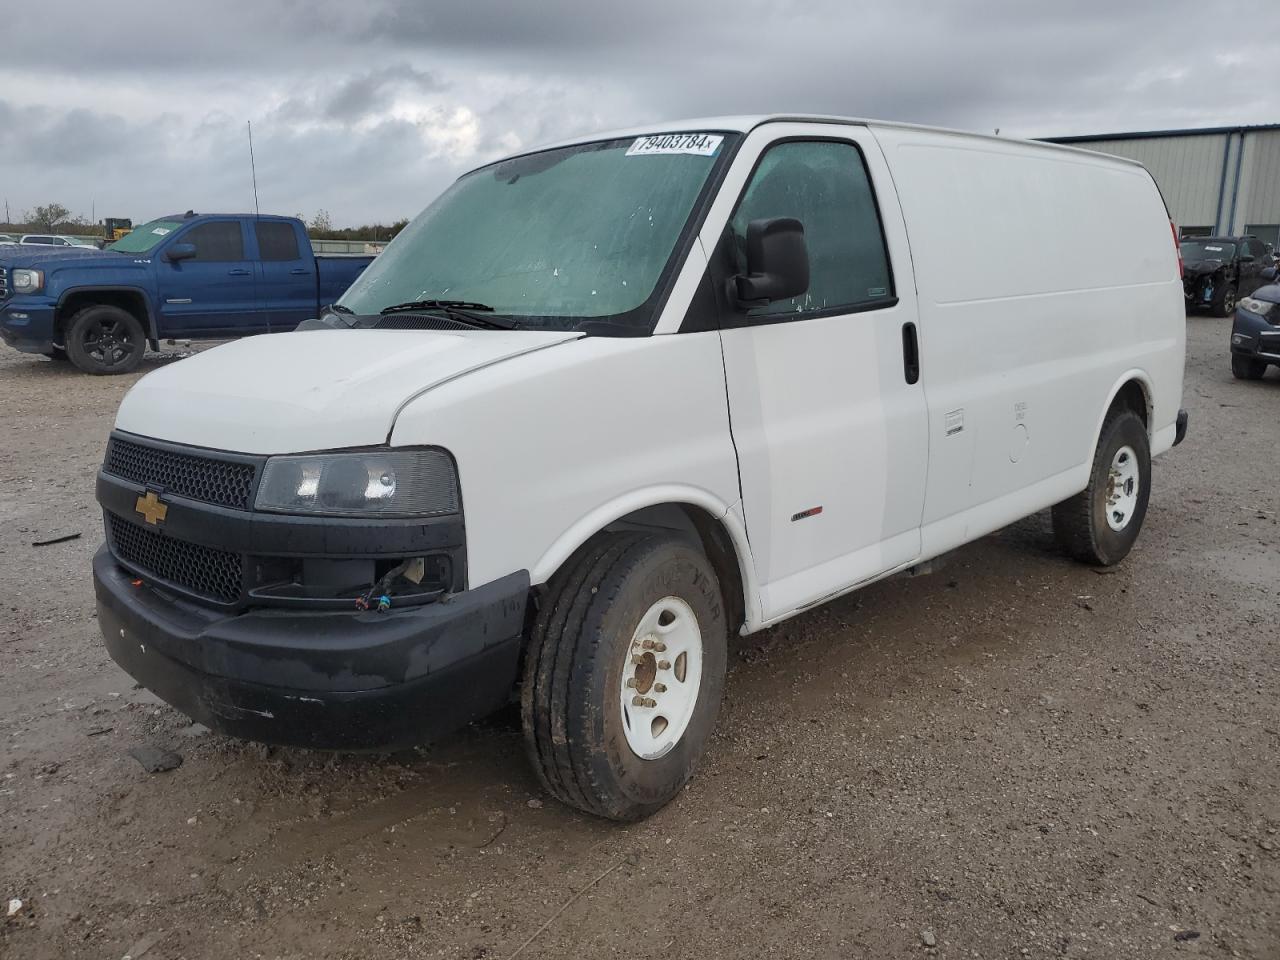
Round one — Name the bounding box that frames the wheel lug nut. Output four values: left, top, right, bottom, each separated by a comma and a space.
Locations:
625, 678, 637, 688
658, 660, 671, 670
632, 695, 656, 708
653, 642, 666, 652
631, 655, 646, 665
654, 682, 667, 693
641, 638, 654, 649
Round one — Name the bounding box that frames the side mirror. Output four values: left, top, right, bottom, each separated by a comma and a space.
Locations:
165, 242, 196, 263
1239, 254, 1255, 263
730, 217, 809, 307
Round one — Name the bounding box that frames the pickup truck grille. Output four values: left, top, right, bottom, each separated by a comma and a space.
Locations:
106, 512, 243, 605
104, 436, 257, 510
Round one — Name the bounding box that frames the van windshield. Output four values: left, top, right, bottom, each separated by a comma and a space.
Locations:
338, 132, 736, 332
109, 220, 184, 254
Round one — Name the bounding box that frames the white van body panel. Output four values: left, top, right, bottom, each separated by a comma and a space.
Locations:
389, 332, 745, 594
868, 123, 1184, 559
112, 329, 579, 454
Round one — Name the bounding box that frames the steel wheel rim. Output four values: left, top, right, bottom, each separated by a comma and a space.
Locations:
619, 596, 703, 760
1105, 444, 1140, 531
83, 318, 136, 367
1224, 291, 1236, 313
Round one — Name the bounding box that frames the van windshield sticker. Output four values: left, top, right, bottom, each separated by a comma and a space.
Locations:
152, 227, 171, 236
1203, 245, 1223, 251
626, 133, 723, 157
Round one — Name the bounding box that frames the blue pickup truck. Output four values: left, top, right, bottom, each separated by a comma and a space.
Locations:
0, 213, 373, 373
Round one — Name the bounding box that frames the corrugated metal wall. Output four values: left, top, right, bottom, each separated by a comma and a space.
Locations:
1239, 129, 1280, 228
1048, 126, 1280, 239
1070, 134, 1229, 229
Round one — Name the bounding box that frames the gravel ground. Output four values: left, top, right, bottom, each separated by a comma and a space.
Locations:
2, 320, 1278, 960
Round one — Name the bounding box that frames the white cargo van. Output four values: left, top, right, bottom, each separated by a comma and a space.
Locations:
93, 116, 1187, 820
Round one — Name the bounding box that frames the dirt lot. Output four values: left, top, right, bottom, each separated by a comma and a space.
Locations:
2, 319, 1278, 960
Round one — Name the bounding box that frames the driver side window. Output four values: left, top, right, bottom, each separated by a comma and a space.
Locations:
729, 140, 894, 319
183, 221, 245, 262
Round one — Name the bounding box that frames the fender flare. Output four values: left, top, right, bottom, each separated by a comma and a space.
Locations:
57, 285, 159, 343
1088, 369, 1154, 462
529, 484, 761, 631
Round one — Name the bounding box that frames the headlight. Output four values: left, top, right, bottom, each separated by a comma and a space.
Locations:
1238, 297, 1275, 318
11, 268, 44, 294
255, 449, 459, 517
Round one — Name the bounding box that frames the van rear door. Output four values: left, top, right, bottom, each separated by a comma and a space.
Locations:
711, 124, 928, 621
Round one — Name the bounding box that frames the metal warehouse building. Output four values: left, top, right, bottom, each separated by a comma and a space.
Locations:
1046, 124, 1280, 248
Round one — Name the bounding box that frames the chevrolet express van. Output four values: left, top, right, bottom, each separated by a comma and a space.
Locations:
93, 116, 1188, 820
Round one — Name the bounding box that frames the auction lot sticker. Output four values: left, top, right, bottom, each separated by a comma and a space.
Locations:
626, 133, 723, 157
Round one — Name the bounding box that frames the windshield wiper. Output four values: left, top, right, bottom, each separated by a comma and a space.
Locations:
378, 300, 520, 330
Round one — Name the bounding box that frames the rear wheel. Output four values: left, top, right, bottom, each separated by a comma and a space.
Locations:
521, 533, 727, 820
1052, 409, 1151, 566
1231, 354, 1267, 380
1212, 283, 1237, 318
65, 305, 145, 374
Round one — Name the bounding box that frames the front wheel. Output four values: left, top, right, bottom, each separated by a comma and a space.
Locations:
65, 305, 145, 374
1052, 409, 1152, 566
1231, 354, 1267, 380
521, 534, 727, 820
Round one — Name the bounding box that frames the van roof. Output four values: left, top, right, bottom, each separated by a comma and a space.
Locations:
485, 114, 1147, 172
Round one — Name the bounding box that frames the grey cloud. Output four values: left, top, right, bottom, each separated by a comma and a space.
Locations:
0, 0, 1275, 225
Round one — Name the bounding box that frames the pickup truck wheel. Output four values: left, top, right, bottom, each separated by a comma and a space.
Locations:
1231, 354, 1267, 380
521, 533, 727, 821
1211, 283, 1237, 318
65, 305, 145, 375
1051, 409, 1151, 566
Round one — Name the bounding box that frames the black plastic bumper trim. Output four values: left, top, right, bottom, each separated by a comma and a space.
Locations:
94, 547, 529, 749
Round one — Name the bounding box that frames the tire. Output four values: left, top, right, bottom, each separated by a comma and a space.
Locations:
65, 305, 145, 375
521, 533, 728, 820
1211, 283, 1237, 318
1052, 409, 1152, 567
1231, 354, 1267, 380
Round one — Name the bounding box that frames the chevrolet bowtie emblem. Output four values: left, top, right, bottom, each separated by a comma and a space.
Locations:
135, 490, 169, 526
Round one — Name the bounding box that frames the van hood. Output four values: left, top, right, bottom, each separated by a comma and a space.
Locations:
115, 329, 582, 454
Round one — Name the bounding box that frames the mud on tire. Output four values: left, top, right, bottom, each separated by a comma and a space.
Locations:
520, 533, 727, 820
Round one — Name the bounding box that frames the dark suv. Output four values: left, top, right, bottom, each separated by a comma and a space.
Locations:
1183, 235, 1273, 316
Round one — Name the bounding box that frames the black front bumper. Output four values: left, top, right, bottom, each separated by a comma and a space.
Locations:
94, 547, 530, 750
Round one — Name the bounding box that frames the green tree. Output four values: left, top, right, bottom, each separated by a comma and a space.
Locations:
29, 202, 71, 232
309, 209, 333, 233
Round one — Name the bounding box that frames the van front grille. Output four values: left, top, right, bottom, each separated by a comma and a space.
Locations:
106, 512, 243, 605
104, 436, 257, 510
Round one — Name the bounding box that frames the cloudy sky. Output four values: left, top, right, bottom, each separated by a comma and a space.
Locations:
1, 0, 1274, 227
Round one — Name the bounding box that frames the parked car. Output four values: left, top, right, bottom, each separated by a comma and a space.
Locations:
20, 234, 86, 247
0, 234, 18, 246
91, 116, 1186, 820
1229, 266, 1280, 379
1181, 235, 1273, 316
0, 213, 374, 373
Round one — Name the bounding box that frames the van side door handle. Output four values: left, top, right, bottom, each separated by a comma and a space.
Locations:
901, 321, 920, 384
289, 267, 309, 275
227, 268, 251, 277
